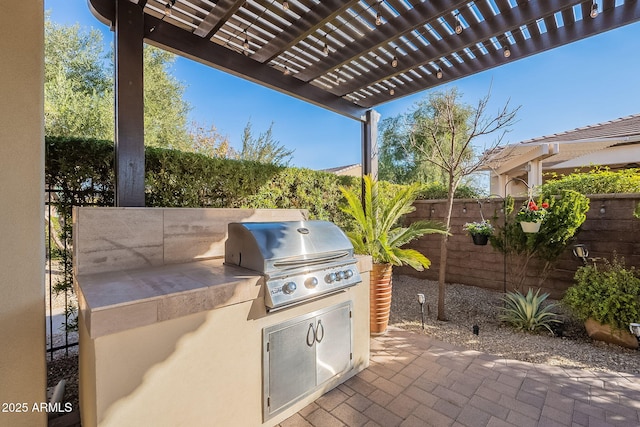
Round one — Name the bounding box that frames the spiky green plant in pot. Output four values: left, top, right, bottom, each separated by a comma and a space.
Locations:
340, 175, 447, 334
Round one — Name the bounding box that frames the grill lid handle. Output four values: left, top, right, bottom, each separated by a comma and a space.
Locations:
273, 251, 350, 268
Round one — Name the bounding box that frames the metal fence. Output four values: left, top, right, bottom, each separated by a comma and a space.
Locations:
45, 186, 111, 360
46, 187, 78, 359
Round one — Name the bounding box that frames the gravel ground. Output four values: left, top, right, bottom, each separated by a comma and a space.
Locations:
390, 274, 640, 375
48, 354, 79, 414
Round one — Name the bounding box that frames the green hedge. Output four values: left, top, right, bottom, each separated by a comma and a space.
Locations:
543, 167, 640, 194
145, 146, 283, 208
415, 182, 479, 200
46, 136, 115, 206
46, 137, 475, 223
45, 137, 361, 224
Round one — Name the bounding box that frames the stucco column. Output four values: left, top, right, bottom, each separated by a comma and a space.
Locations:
0, 2, 47, 426
527, 160, 543, 188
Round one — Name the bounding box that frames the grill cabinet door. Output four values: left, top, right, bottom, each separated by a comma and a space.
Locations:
315, 304, 352, 385
266, 318, 316, 415
263, 301, 353, 421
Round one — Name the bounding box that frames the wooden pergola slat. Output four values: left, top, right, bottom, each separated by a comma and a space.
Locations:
92, 0, 640, 114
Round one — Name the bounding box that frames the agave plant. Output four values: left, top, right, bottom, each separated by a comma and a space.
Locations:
499, 288, 561, 334
339, 175, 447, 270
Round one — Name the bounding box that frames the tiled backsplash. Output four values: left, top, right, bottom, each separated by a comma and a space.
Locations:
73, 207, 307, 276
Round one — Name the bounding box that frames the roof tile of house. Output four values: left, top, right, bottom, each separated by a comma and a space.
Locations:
520, 113, 640, 145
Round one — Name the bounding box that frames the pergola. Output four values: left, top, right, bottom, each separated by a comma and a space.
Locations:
88, 0, 640, 206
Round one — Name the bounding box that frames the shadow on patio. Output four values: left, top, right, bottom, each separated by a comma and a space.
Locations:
281, 327, 640, 427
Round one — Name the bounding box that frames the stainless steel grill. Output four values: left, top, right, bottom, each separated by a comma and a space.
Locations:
225, 220, 362, 310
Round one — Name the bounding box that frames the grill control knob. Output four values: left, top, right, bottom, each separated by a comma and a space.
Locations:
326, 273, 337, 283
305, 277, 319, 289
337, 271, 345, 281
345, 269, 354, 279
282, 282, 297, 294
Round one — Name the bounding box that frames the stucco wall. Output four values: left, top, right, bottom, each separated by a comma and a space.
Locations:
400, 195, 640, 299
80, 281, 370, 427
0, 2, 47, 427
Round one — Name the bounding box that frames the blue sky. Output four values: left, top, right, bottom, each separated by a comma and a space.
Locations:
47, 1, 640, 170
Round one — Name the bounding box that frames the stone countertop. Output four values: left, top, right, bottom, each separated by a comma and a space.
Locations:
75, 256, 372, 339
75, 258, 263, 339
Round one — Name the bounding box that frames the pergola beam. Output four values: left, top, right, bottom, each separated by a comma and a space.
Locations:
194, 0, 246, 39
251, 0, 360, 64
493, 144, 555, 176
90, 0, 640, 113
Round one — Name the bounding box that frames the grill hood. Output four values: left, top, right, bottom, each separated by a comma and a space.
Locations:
225, 220, 354, 274
225, 220, 361, 310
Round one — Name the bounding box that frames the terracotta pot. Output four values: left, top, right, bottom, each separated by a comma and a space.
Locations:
471, 233, 489, 246
370, 263, 393, 335
519, 221, 541, 233
584, 318, 639, 349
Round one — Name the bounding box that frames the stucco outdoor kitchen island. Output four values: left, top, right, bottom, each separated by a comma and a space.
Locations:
73, 207, 371, 427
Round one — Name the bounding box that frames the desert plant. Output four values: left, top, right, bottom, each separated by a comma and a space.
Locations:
563, 256, 640, 332
499, 288, 560, 334
339, 175, 447, 269
340, 175, 447, 334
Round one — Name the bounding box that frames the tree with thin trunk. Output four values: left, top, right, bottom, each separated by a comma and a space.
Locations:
406, 88, 519, 321
239, 120, 294, 166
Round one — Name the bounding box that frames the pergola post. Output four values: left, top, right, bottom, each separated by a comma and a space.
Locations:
114, 0, 145, 207
362, 109, 380, 180
527, 160, 543, 188
361, 109, 380, 206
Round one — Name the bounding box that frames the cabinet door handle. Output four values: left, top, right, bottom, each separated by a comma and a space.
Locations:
306, 323, 316, 347
315, 319, 324, 343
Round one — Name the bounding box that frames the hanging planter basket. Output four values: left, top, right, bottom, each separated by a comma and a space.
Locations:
520, 221, 541, 233
471, 233, 489, 245
516, 191, 548, 234
463, 202, 493, 246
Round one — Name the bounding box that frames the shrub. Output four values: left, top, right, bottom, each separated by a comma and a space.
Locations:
491, 190, 590, 290
242, 168, 357, 228
543, 167, 640, 194
45, 137, 359, 222
415, 182, 479, 200
499, 289, 560, 334
563, 257, 640, 332
145, 146, 283, 208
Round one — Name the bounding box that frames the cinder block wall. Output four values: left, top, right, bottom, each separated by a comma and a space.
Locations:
399, 194, 640, 299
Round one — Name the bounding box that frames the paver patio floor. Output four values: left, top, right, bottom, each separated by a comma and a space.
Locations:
280, 327, 640, 427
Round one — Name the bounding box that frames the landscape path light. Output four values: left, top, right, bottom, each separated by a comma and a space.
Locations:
417, 293, 425, 330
